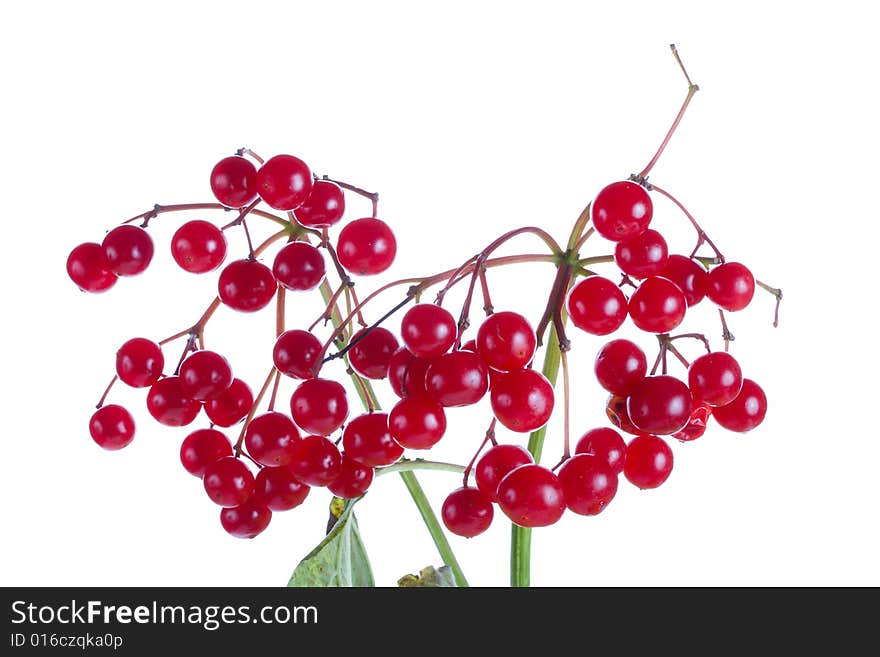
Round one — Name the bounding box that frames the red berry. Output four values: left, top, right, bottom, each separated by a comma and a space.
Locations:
272, 241, 326, 291
244, 412, 300, 467
288, 434, 342, 486
254, 466, 310, 511
490, 368, 554, 433
171, 220, 227, 273
660, 255, 708, 307
460, 339, 478, 352
400, 304, 457, 360
567, 276, 628, 336
101, 225, 154, 276
218, 259, 277, 312
204, 378, 253, 427
336, 217, 397, 275
425, 350, 489, 407
290, 378, 349, 436
628, 276, 687, 334
179, 350, 233, 401
594, 338, 647, 396
203, 456, 255, 507
442, 487, 494, 538
388, 396, 447, 449
349, 327, 399, 380
210, 156, 258, 208
220, 496, 272, 539
342, 412, 403, 467
558, 454, 618, 515
476, 311, 536, 372
592, 180, 653, 241
707, 262, 755, 312
146, 376, 201, 427
627, 375, 693, 436
89, 404, 135, 450
327, 455, 374, 499
474, 443, 534, 503
67, 242, 117, 292
256, 154, 313, 211
614, 228, 668, 279
623, 434, 673, 489
116, 337, 164, 388
295, 179, 345, 227
180, 428, 233, 477
497, 464, 566, 528
574, 427, 627, 475
673, 403, 712, 442
688, 351, 743, 407
273, 330, 322, 379
386, 347, 433, 398
606, 394, 640, 435
712, 378, 767, 432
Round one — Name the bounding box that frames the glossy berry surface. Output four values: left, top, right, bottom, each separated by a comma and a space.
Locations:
388, 396, 447, 449
606, 394, 641, 435
592, 180, 653, 242
288, 434, 342, 486
558, 453, 618, 515
614, 228, 668, 279
628, 276, 687, 334
219, 497, 272, 539
575, 427, 627, 474
255, 154, 313, 211
627, 375, 693, 436
67, 242, 117, 292
400, 304, 457, 360
490, 368, 554, 432
349, 327, 399, 380
476, 311, 536, 372
673, 403, 712, 442
342, 412, 403, 467
218, 259, 277, 312
180, 428, 233, 478
290, 378, 349, 436
442, 487, 494, 538
146, 376, 201, 427
204, 378, 253, 427
497, 464, 566, 528
273, 330, 322, 379
623, 434, 673, 489
254, 466, 310, 512
688, 351, 743, 407
660, 255, 708, 307
425, 350, 489, 407
101, 225, 154, 276
386, 347, 433, 398
171, 220, 227, 274
116, 337, 164, 388
89, 405, 135, 450
336, 217, 397, 275
327, 456, 374, 499
474, 443, 534, 503
272, 241, 326, 291
295, 179, 345, 227
712, 378, 767, 432
567, 276, 628, 336
203, 456, 255, 507
707, 262, 755, 312
210, 155, 258, 208
179, 350, 233, 401
594, 338, 647, 396
244, 412, 300, 467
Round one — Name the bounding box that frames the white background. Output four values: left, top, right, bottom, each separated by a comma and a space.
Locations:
2, 1, 878, 587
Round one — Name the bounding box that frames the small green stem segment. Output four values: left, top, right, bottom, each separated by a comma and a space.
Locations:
376, 458, 465, 477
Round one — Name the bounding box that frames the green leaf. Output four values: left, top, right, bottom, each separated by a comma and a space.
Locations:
288, 498, 374, 587
397, 565, 459, 587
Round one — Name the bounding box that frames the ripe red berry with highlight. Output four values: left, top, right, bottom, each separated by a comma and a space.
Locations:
204, 378, 253, 427
67, 242, 117, 293
558, 453, 618, 516
101, 225, 154, 276
490, 368, 555, 433
594, 339, 647, 396
89, 404, 135, 450
623, 434, 673, 489
180, 428, 233, 478
272, 242, 326, 291
614, 228, 668, 279
288, 434, 343, 486
475, 443, 534, 503
146, 376, 201, 427
387, 347, 433, 399
220, 497, 272, 539
327, 455, 374, 499
295, 179, 345, 227
660, 255, 708, 307
388, 396, 447, 449
218, 259, 277, 312
290, 378, 349, 436
400, 304, 457, 360
336, 217, 397, 275
425, 350, 489, 407
688, 351, 743, 407
255, 154, 313, 211
567, 276, 628, 336
707, 262, 755, 312
575, 427, 627, 475
349, 327, 399, 380
628, 276, 687, 334
273, 330, 323, 380
673, 403, 712, 442
442, 487, 494, 538
592, 180, 653, 241
179, 350, 233, 401
606, 394, 640, 435
476, 311, 537, 372
254, 466, 310, 512
244, 412, 300, 467
210, 155, 258, 208
712, 378, 767, 432
627, 375, 693, 436
203, 456, 255, 507
342, 412, 403, 467
171, 220, 228, 274
497, 464, 566, 528
116, 337, 164, 388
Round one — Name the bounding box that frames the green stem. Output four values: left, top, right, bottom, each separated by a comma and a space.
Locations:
376, 458, 465, 477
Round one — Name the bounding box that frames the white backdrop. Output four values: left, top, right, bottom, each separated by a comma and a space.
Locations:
2, 1, 878, 587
